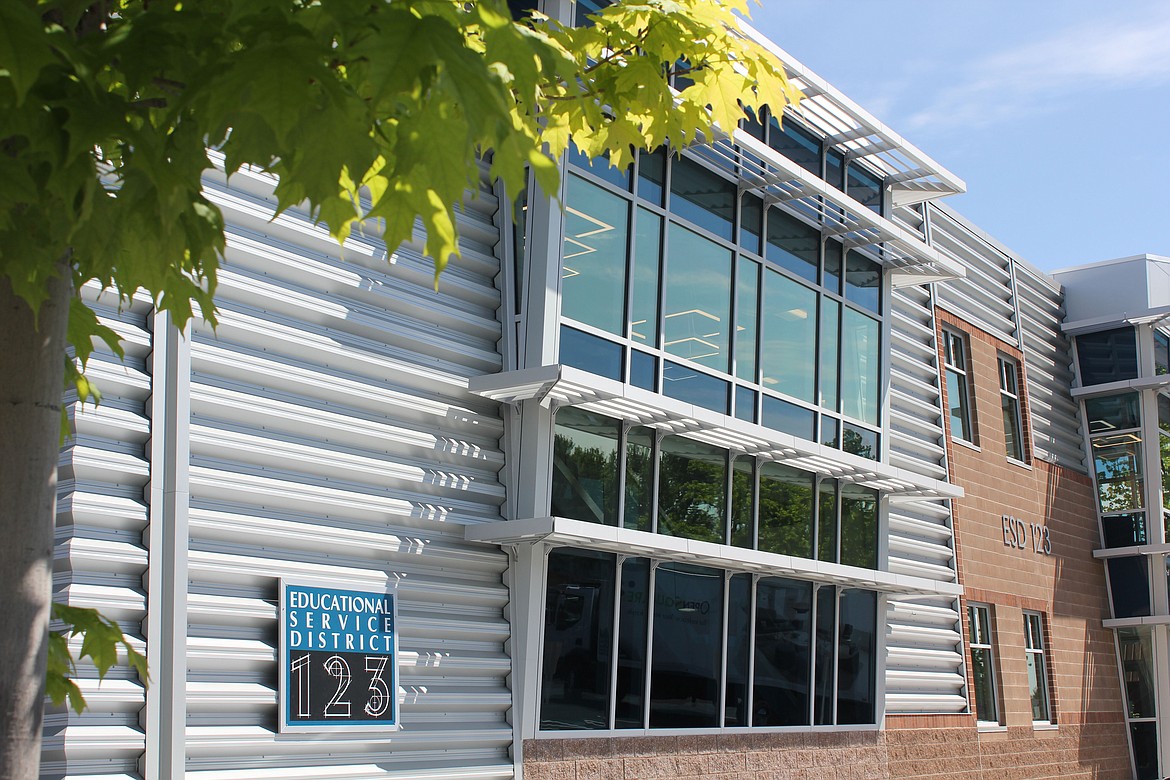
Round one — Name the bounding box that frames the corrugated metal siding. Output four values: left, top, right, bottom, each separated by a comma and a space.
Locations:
46, 286, 153, 778
1014, 263, 1084, 469
885, 279, 965, 714
49, 163, 513, 778
929, 208, 1018, 345
182, 167, 512, 777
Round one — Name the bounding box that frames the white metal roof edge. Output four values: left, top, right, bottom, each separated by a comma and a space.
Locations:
464, 516, 962, 598
737, 21, 966, 200
467, 365, 963, 500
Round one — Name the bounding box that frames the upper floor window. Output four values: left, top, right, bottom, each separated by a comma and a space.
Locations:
943, 329, 973, 442
967, 604, 1000, 726
550, 407, 880, 567
999, 356, 1025, 461
1023, 612, 1052, 724
1076, 327, 1138, 386
1155, 330, 1170, 376
559, 149, 885, 460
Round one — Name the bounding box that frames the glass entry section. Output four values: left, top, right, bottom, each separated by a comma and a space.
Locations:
540, 550, 616, 729
650, 563, 724, 728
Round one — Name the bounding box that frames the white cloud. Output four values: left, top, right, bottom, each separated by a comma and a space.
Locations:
905, 5, 1170, 133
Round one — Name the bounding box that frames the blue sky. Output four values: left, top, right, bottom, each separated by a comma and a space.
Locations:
749, 0, 1170, 272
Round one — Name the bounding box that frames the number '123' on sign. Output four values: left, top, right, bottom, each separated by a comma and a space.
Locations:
279, 579, 400, 733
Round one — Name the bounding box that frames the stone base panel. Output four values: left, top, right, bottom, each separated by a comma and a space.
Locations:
523, 721, 1131, 779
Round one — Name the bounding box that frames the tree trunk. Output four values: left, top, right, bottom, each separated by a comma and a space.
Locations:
0, 262, 70, 780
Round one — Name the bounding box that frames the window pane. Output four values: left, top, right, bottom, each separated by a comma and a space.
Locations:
1156, 331, 1170, 376
650, 563, 723, 728
637, 147, 666, 205
1001, 382, 1024, 462
762, 394, 815, 440
767, 115, 820, 175
662, 361, 729, 414
630, 350, 656, 391
669, 156, 735, 241
740, 193, 763, 255
758, 462, 814, 558
736, 259, 760, 382
735, 386, 757, 424
813, 585, 836, 724
624, 427, 655, 532
823, 239, 843, 294
663, 224, 732, 371
753, 577, 812, 726
842, 423, 878, 461
1077, 327, 1138, 386
541, 549, 615, 729
1102, 512, 1147, 548
837, 589, 876, 724
730, 457, 755, 549
560, 325, 623, 381
1131, 722, 1160, 780
946, 368, 971, 440
725, 574, 752, 727
658, 436, 727, 543
562, 175, 629, 334
552, 408, 620, 525
1117, 628, 1156, 719
844, 250, 882, 313
630, 208, 661, 346
818, 480, 838, 563
841, 308, 880, 425
840, 485, 878, 569
1108, 556, 1151, 618
971, 647, 997, 724
766, 209, 818, 283
820, 298, 840, 411
821, 416, 840, 449
1026, 653, 1049, 721
761, 269, 817, 402
568, 140, 631, 188
1093, 437, 1145, 514
846, 165, 882, 214
1085, 393, 1140, 434
616, 558, 650, 728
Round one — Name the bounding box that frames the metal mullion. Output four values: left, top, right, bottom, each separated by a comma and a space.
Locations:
608, 555, 627, 730
719, 571, 731, 727
643, 560, 660, 730
808, 583, 819, 725
650, 431, 663, 534
747, 574, 759, 726
617, 421, 631, 529
831, 588, 841, 726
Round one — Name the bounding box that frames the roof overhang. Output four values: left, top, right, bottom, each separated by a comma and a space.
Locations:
465, 516, 961, 598
738, 22, 966, 206
468, 364, 962, 500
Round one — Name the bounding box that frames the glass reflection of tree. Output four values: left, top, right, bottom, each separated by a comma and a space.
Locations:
758, 469, 813, 558
552, 433, 619, 525
657, 449, 725, 543
840, 490, 877, 570
841, 427, 873, 459
1093, 437, 1144, 514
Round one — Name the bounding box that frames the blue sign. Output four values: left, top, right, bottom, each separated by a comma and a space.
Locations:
279, 580, 399, 733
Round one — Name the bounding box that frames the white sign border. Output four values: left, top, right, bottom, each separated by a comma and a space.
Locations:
278, 576, 401, 735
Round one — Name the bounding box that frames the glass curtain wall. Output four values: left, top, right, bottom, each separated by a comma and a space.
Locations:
551, 407, 880, 566
558, 143, 885, 460
540, 548, 880, 731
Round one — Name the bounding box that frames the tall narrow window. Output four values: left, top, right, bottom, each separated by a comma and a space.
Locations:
967, 604, 999, 725
943, 329, 973, 442
999, 356, 1025, 461
1023, 612, 1052, 723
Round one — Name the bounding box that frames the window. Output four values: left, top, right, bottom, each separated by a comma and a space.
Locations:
539, 549, 880, 730
1076, 327, 1138, 386
943, 329, 973, 442
1023, 612, 1052, 724
967, 604, 999, 725
549, 409, 882, 568
559, 148, 884, 459
999, 356, 1025, 461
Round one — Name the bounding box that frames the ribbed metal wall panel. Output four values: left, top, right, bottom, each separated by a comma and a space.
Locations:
929, 207, 1018, 345
179, 166, 513, 777
1014, 263, 1084, 469
46, 286, 153, 779
884, 274, 965, 715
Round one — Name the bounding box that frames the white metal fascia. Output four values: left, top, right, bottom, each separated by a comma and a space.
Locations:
1062, 305, 1170, 336
464, 516, 962, 599
467, 364, 963, 500
737, 21, 966, 204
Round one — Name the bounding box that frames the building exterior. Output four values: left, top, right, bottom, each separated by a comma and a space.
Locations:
43, 3, 1163, 779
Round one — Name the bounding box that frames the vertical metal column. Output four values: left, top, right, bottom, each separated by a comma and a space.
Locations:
141, 311, 191, 780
